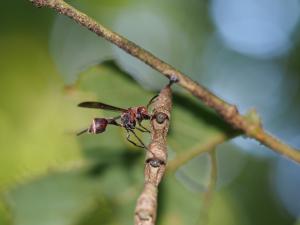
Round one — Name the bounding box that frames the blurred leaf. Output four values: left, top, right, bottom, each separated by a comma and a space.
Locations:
111, 3, 187, 89
0, 33, 82, 189
170, 94, 232, 152
50, 0, 211, 89
207, 191, 250, 225
6, 171, 107, 225
50, 15, 113, 84
112, 0, 211, 90
272, 151, 300, 218
157, 176, 249, 225
227, 158, 294, 225
175, 141, 247, 192
49, 0, 138, 85
0, 200, 11, 225
0, 0, 52, 35
5, 158, 145, 225
175, 153, 212, 192
215, 141, 247, 188
77, 62, 153, 109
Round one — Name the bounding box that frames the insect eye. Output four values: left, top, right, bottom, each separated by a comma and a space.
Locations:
154, 112, 168, 124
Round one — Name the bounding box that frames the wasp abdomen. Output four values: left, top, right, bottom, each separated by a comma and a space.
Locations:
88, 118, 108, 134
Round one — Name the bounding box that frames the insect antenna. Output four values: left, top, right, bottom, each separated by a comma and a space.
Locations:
146, 94, 159, 109
77, 128, 88, 136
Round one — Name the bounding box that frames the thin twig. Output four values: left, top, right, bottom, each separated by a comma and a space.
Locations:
167, 133, 233, 174
134, 84, 173, 225
198, 149, 217, 225
207, 150, 218, 200
29, 0, 300, 163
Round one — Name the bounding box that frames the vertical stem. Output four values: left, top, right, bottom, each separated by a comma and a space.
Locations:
135, 84, 173, 225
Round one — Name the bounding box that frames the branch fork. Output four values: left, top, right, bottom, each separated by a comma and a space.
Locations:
28, 0, 300, 164
28, 1, 300, 224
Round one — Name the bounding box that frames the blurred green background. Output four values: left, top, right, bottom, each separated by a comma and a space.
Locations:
0, 0, 300, 225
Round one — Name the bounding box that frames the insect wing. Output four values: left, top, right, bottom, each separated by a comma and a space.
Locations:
78, 101, 126, 112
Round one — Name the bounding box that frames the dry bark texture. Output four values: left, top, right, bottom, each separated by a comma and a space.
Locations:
134, 84, 172, 225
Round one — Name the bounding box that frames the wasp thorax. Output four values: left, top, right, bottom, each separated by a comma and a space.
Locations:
121, 113, 136, 129
137, 106, 150, 120
88, 118, 108, 134
154, 112, 168, 124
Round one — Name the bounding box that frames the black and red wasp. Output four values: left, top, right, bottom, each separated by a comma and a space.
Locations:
77, 95, 158, 149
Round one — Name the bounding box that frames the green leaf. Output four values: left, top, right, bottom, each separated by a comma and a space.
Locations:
50, 15, 113, 84
50, 0, 211, 88
111, 0, 211, 89
157, 176, 249, 225
0, 33, 83, 189
175, 142, 247, 192
0, 200, 11, 225
6, 171, 106, 225
49, 0, 138, 85
5, 159, 145, 225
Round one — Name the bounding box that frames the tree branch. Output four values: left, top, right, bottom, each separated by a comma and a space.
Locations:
29, 0, 300, 163
134, 84, 173, 225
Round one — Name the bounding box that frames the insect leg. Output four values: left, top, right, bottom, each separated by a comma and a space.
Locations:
129, 129, 148, 149
129, 130, 158, 157
125, 129, 146, 149
125, 130, 157, 157
135, 126, 149, 133
137, 121, 151, 133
